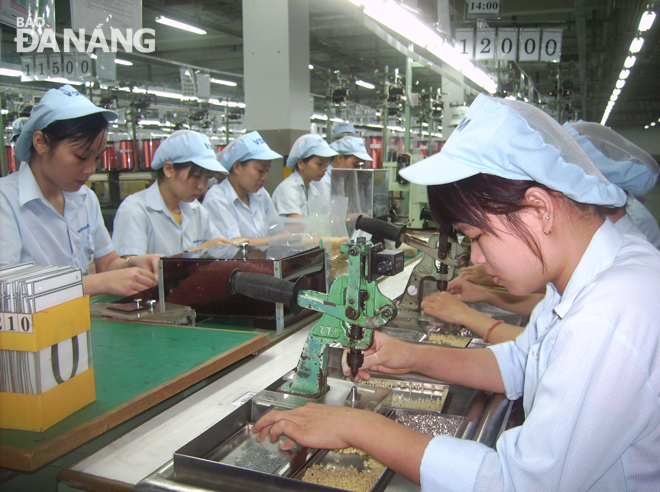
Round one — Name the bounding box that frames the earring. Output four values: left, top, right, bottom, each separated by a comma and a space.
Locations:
545, 216, 550, 220
543, 229, 551, 236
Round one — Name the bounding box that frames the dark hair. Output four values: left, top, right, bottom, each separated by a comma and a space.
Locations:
157, 161, 209, 181
40, 113, 109, 155
428, 174, 607, 270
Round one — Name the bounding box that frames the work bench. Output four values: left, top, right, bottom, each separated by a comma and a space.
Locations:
0, 316, 271, 490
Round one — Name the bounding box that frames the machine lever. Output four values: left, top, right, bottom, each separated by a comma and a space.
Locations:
355, 215, 406, 247
229, 270, 308, 316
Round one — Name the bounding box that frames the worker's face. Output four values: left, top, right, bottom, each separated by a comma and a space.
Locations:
335, 154, 363, 169
34, 129, 107, 192
166, 163, 212, 202
233, 159, 271, 193
298, 156, 328, 182
456, 214, 544, 295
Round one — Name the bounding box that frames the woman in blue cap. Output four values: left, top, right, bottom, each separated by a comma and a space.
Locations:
202, 131, 282, 246
311, 136, 373, 197
112, 130, 231, 257
424, 120, 660, 344
271, 134, 337, 217
0, 85, 160, 296
252, 95, 660, 491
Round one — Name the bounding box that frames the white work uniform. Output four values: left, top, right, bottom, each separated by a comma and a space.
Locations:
272, 171, 318, 217
613, 212, 646, 241
420, 219, 660, 491
626, 195, 660, 249
310, 164, 333, 197
0, 163, 114, 275
202, 178, 278, 240
112, 181, 221, 256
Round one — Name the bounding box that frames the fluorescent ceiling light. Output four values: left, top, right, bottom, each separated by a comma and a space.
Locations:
48, 77, 83, 86
610, 93, 618, 102
115, 59, 133, 66
312, 113, 328, 120
156, 16, 207, 35
356, 79, 376, 89
309, 64, 314, 69
638, 11, 656, 32
629, 37, 644, 54
612, 88, 621, 96
615, 79, 626, 89
0, 67, 22, 77
330, 117, 344, 123
138, 119, 161, 126
210, 78, 237, 87
624, 56, 636, 69
651, 122, 657, 126
354, 0, 496, 93
619, 69, 630, 80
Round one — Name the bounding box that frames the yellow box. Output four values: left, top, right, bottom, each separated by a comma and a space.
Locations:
0, 296, 91, 352
0, 296, 96, 432
0, 368, 96, 432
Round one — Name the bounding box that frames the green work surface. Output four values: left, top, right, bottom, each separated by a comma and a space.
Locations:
0, 319, 264, 451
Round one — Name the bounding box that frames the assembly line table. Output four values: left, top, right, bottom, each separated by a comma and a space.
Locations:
0, 318, 270, 490
54, 260, 420, 492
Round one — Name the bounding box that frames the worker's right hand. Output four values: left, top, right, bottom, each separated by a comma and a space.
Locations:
446, 277, 490, 304
86, 268, 158, 296
341, 331, 416, 382
459, 264, 499, 288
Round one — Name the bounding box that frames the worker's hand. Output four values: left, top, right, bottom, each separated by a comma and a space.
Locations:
445, 277, 490, 304
252, 403, 363, 451
458, 264, 499, 288
84, 268, 158, 296
198, 237, 233, 249
131, 254, 163, 274
341, 331, 416, 382
230, 237, 250, 246
420, 290, 474, 326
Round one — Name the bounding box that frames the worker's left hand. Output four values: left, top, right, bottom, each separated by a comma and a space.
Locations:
132, 254, 163, 274
252, 403, 362, 451
421, 290, 473, 326
230, 237, 250, 246
200, 237, 233, 249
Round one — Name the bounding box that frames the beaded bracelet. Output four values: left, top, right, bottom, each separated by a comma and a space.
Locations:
483, 319, 504, 344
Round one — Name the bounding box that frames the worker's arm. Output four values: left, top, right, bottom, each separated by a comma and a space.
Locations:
447, 276, 543, 317
421, 291, 523, 344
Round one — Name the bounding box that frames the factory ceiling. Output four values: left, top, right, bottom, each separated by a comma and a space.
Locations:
4, 0, 660, 130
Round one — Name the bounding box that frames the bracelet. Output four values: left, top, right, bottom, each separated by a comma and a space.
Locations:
124, 255, 136, 268
483, 319, 504, 344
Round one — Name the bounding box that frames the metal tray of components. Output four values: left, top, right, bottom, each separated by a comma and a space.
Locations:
390, 409, 470, 438
169, 377, 395, 492
379, 326, 428, 342
296, 447, 394, 492
361, 379, 449, 414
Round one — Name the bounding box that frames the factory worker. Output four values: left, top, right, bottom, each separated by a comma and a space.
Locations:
253, 94, 660, 491
331, 121, 357, 141
8, 117, 29, 172
0, 85, 160, 296
311, 136, 373, 197
564, 120, 660, 248
425, 121, 660, 344
271, 134, 337, 217
112, 130, 232, 256
202, 131, 282, 246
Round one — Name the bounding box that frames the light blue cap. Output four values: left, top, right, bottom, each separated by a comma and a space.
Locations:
330, 136, 373, 162
152, 130, 226, 173
331, 122, 357, 140
15, 85, 118, 162
216, 131, 282, 172
399, 94, 627, 207
563, 121, 659, 196
286, 134, 338, 168
11, 117, 29, 142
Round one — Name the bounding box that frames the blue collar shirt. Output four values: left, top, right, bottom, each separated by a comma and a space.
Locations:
0, 163, 114, 274
202, 178, 277, 240
420, 219, 660, 491
112, 181, 221, 256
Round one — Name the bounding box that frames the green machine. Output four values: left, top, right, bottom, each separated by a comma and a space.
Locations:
229, 238, 404, 399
